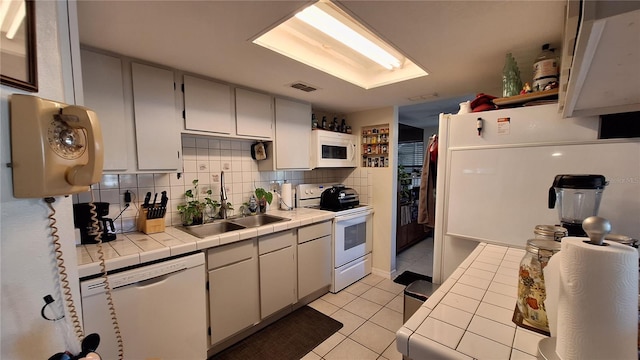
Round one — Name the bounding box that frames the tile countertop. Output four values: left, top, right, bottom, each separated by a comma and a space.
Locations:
396, 243, 548, 360
76, 208, 335, 278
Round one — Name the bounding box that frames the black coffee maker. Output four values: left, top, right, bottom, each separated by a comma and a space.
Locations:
73, 202, 117, 244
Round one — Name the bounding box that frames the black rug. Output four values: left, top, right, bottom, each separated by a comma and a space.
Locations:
210, 306, 342, 360
393, 270, 433, 286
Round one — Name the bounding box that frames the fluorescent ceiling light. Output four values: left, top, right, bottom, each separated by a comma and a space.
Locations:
295, 5, 400, 70
253, 0, 428, 89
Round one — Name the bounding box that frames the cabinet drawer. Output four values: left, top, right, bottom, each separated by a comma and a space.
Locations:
298, 221, 332, 244
259, 230, 295, 255
207, 239, 256, 270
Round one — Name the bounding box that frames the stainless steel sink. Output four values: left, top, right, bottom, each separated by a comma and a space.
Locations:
228, 214, 290, 228
177, 221, 246, 239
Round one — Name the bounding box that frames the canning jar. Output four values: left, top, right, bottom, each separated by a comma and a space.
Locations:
517, 239, 561, 331
534, 225, 568, 242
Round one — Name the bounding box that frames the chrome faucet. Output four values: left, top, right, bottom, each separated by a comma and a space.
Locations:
220, 171, 228, 219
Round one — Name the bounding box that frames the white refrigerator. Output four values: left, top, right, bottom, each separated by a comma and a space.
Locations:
432, 104, 640, 283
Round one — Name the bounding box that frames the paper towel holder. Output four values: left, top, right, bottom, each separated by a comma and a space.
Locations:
582, 216, 612, 246
538, 337, 560, 360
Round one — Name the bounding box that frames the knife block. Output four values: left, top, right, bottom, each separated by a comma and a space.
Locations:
137, 206, 166, 234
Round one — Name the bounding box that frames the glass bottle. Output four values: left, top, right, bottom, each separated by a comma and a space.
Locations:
502, 53, 523, 97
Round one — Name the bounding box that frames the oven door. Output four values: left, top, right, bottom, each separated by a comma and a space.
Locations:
333, 210, 373, 268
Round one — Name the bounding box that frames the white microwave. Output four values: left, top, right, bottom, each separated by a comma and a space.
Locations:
311, 130, 358, 168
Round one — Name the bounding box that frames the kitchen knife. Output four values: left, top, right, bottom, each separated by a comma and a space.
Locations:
160, 191, 168, 207
143, 192, 151, 208
159, 191, 168, 218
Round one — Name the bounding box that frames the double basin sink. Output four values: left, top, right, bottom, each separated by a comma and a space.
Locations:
177, 214, 290, 239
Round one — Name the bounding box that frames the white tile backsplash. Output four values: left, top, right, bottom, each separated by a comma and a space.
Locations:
73, 136, 372, 233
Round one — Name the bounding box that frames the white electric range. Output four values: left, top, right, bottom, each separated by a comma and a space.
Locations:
296, 184, 374, 293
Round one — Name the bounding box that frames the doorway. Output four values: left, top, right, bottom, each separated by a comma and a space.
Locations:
395, 95, 473, 278
395, 123, 434, 277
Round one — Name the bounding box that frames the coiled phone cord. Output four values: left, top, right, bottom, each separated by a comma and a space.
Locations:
87, 200, 124, 360
45, 197, 124, 360
45, 197, 84, 343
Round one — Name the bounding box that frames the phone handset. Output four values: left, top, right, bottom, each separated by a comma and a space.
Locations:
59, 106, 104, 186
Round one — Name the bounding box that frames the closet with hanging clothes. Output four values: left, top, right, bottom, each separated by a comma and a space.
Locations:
418, 134, 438, 228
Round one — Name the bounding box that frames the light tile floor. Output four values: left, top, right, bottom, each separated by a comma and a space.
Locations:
306, 274, 406, 360
304, 238, 434, 360
396, 237, 434, 278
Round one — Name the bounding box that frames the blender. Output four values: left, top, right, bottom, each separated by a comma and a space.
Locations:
548, 174, 608, 236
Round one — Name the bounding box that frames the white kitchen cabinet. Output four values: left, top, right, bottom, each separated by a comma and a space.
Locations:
80, 49, 129, 171
131, 62, 181, 170
207, 239, 260, 346
235, 88, 273, 139
258, 230, 296, 319
560, 1, 640, 118
258, 98, 312, 171
297, 221, 332, 299
183, 75, 234, 135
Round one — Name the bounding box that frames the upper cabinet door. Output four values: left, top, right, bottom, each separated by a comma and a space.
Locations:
274, 98, 311, 169
183, 75, 234, 135
235, 88, 273, 139
131, 63, 181, 171
80, 49, 129, 171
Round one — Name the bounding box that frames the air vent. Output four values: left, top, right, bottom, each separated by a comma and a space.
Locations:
290, 82, 317, 92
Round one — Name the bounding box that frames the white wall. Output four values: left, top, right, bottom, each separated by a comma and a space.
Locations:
1, 2, 82, 358
348, 107, 398, 277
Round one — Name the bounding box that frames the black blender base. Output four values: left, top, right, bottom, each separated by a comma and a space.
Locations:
562, 222, 586, 237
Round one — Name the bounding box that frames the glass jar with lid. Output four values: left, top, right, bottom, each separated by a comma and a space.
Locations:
517, 239, 561, 332
534, 225, 568, 242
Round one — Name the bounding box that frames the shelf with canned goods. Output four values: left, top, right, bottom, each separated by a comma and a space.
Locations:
361, 124, 390, 168
363, 156, 388, 168
362, 143, 388, 156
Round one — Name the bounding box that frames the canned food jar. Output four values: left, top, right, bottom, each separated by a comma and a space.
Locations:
605, 234, 638, 248
534, 225, 568, 242
517, 239, 561, 331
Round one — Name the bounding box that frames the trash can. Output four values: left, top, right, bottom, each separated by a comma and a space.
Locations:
403, 280, 438, 323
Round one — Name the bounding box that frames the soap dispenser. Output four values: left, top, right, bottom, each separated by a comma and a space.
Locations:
248, 195, 258, 215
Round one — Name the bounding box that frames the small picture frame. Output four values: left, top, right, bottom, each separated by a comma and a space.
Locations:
1, 0, 38, 92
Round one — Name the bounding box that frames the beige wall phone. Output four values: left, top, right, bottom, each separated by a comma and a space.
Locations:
10, 94, 104, 198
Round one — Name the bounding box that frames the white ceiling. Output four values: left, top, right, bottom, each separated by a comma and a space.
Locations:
76, 0, 567, 129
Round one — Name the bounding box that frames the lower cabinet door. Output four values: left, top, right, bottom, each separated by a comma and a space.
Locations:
298, 235, 332, 299
208, 257, 260, 345
259, 245, 296, 318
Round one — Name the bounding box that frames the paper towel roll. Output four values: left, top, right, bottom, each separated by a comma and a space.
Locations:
543, 252, 562, 338
280, 183, 293, 210
555, 237, 638, 360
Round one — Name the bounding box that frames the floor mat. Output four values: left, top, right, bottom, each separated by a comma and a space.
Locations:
393, 270, 433, 286
210, 306, 343, 360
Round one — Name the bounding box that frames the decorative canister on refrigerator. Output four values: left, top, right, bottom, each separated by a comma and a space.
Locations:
516, 239, 561, 334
